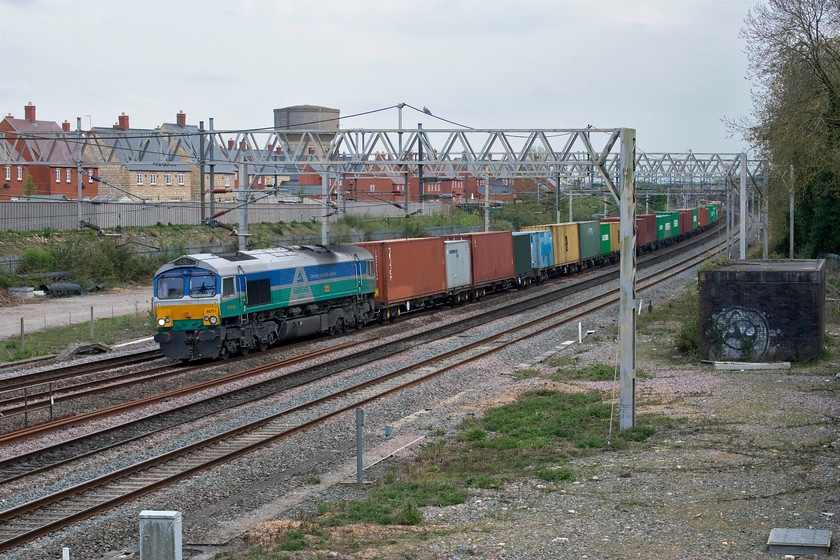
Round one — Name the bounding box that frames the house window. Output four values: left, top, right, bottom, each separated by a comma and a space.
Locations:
370, 185, 375, 192
136, 173, 143, 185
56, 169, 61, 182
4, 166, 9, 180
178, 174, 184, 185
88, 170, 93, 182
224, 176, 230, 187
165, 173, 172, 185
150, 173, 157, 186
66, 169, 71, 183
17, 167, 22, 180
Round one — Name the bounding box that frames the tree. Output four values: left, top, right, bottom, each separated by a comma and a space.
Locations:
22, 176, 36, 196
733, 0, 840, 256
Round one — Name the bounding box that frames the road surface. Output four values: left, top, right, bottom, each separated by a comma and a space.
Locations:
1, 285, 152, 340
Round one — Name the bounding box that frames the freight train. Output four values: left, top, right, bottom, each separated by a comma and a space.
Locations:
152, 203, 721, 360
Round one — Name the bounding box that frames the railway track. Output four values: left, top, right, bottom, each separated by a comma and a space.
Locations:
0, 349, 163, 393
0, 223, 725, 450
0, 232, 727, 553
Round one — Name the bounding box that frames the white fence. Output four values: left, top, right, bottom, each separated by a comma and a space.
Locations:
0, 200, 442, 232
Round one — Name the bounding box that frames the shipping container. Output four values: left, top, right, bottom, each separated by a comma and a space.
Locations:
697, 206, 710, 227
606, 221, 620, 252
520, 223, 580, 266
577, 221, 601, 261
444, 239, 472, 290
656, 212, 672, 240
356, 237, 446, 305
637, 214, 657, 246
671, 211, 680, 236
692, 208, 698, 229
599, 223, 611, 254
511, 232, 533, 279
678, 209, 694, 236
444, 231, 514, 287
533, 229, 554, 270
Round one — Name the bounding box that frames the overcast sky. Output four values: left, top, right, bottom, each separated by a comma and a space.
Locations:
0, 0, 756, 153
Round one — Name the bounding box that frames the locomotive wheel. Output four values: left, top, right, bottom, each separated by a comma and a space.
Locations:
219, 345, 230, 360
258, 338, 269, 352
240, 342, 250, 356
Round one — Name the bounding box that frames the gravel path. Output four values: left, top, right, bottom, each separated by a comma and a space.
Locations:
0, 285, 152, 339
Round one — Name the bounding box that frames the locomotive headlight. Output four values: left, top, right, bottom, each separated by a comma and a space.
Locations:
203, 316, 210, 323
209, 316, 218, 324
157, 318, 166, 327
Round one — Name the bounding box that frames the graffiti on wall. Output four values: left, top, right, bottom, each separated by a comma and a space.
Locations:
707, 306, 780, 360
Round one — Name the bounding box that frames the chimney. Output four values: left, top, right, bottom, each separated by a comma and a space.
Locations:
24, 102, 36, 121
118, 112, 129, 130
176, 110, 186, 126
62, 121, 71, 132
6, 113, 13, 119
228, 139, 235, 150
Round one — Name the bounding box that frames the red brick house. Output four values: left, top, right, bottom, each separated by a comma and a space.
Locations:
0, 103, 98, 199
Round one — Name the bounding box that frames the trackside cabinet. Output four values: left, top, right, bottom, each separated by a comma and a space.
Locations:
140, 510, 182, 560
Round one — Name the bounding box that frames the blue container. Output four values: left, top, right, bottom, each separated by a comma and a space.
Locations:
532, 230, 554, 270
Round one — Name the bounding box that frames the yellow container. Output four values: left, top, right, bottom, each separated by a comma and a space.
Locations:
520, 223, 580, 266
608, 222, 620, 252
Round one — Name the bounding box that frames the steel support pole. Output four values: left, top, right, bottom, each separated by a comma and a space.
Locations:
555, 179, 560, 224
569, 190, 573, 222
199, 121, 206, 222
76, 117, 83, 229
763, 160, 769, 259
740, 153, 747, 259
726, 185, 732, 259
209, 118, 215, 219
618, 128, 636, 431
789, 165, 794, 259
238, 162, 248, 252
321, 172, 329, 245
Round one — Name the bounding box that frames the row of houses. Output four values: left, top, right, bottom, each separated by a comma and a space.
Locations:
1, 103, 526, 206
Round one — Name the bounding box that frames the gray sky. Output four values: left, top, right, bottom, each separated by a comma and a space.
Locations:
0, 0, 755, 153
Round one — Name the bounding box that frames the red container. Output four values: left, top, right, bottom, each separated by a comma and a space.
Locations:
697, 207, 709, 227
356, 238, 446, 305
678, 209, 694, 235
636, 214, 657, 247
444, 231, 514, 287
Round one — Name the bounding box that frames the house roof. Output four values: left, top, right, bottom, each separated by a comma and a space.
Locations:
89, 126, 190, 172
2, 117, 97, 165
159, 122, 238, 173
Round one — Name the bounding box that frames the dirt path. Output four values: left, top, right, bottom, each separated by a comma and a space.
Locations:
0, 285, 152, 340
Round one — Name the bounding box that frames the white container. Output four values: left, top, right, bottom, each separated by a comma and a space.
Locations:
444, 239, 472, 290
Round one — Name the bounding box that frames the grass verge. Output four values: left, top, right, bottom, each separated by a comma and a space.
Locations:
226, 389, 655, 559
0, 312, 154, 362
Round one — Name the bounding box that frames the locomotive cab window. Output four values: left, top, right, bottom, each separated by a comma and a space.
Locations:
189, 275, 217, 297
222, 277, 235, 298
158, 277, 184, 299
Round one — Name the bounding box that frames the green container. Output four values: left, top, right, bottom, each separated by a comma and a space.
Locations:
692, 208, 698, 229
512, 232, 532, 277
656, 213, 671, 240
577, 221, 601, 260
671, 211, 680, 236
599, 223, 611, 255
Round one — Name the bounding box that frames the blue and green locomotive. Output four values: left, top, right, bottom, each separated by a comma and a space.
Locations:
152, 244, 376, 360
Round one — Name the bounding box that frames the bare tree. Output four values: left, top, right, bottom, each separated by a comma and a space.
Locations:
730, 1, 840, 255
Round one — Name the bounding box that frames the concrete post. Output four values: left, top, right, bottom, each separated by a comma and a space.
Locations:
356, 408, 364, 485
618, 128, 636, 430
